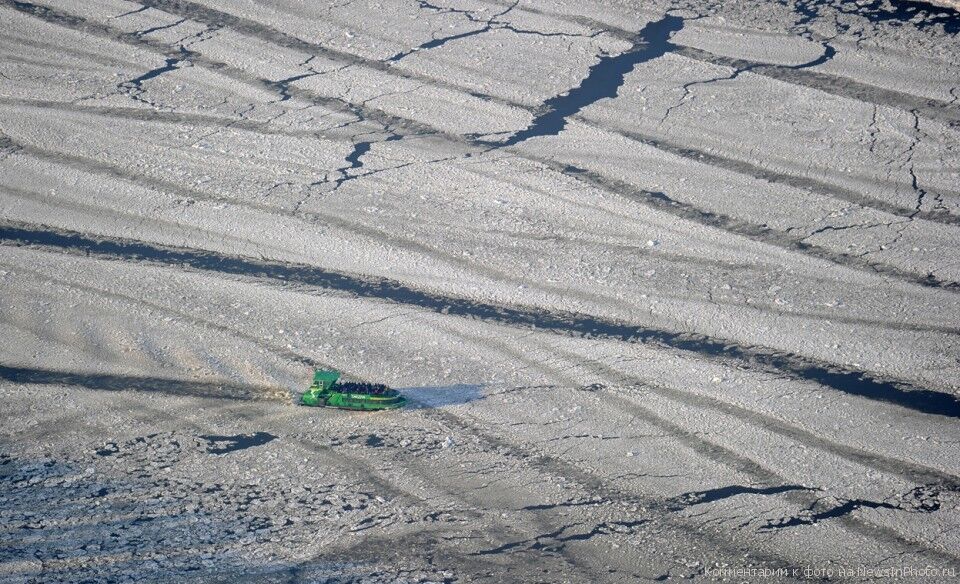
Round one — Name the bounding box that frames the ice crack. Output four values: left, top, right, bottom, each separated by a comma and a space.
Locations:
486, 14, 685, 147
386, 0, 603, 63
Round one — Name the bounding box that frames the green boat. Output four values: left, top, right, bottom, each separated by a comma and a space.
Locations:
301, 369, 407, 411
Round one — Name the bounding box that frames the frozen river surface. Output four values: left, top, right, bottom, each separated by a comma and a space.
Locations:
1, 0, 959, 582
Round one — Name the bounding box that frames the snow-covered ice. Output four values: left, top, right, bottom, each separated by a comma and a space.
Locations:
1, 0, 959, 582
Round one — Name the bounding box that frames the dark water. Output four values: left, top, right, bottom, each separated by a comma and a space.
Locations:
343, 141, 372, 170
791, 0, 959, 34
199, 431, 276, 454
494, 15, 684, 146
670, 484, 814, 509
761, 498, 900, 529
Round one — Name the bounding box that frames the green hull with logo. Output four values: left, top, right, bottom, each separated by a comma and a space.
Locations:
301, 369, 407, 411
